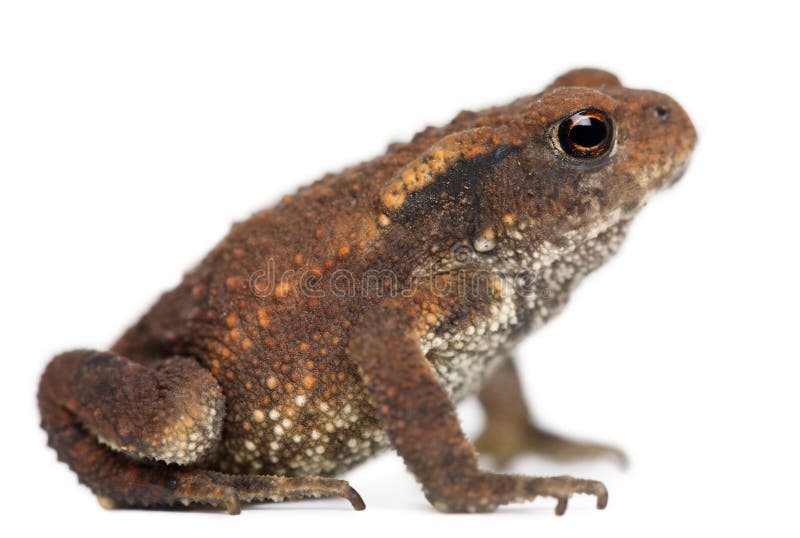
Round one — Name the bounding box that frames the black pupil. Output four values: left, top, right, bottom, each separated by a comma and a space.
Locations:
569, 115, 607, 148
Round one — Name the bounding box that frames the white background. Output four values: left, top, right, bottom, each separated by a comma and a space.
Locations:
1, 1, 798, 536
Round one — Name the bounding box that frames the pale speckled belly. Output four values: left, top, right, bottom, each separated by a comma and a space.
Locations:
217, 374, 390, 478
420, 276, 523, 402
419, 218, 631, 403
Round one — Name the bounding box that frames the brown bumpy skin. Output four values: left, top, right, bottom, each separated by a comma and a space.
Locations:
39, 68, 696, 514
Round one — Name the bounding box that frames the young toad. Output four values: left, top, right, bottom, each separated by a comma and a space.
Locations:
39, 69, 696, 515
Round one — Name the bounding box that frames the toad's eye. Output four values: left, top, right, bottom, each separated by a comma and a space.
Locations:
556, 109, 614, 159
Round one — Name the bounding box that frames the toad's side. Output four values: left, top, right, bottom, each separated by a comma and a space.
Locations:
39, 69, 695, 514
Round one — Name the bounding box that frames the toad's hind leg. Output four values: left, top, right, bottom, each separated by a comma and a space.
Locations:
38, 350, 364, 513
476, 357, 627, 468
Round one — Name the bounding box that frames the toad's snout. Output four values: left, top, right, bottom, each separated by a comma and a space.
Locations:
638, 92, 697, 190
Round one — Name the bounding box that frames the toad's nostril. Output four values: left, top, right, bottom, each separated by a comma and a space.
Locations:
653, 105, 670, 121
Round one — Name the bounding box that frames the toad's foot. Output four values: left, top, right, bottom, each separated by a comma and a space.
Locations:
428, 472, 608, 515
523, 475, 608, 516
99, 470, 365, 514
476, 424, 628, 469
171, 471, 366, 514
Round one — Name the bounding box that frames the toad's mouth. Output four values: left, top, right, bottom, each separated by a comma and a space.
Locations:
563, 206, 631, 245
662, 155, 692, 189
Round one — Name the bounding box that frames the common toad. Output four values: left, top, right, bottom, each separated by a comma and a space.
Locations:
39, 68, 696, 514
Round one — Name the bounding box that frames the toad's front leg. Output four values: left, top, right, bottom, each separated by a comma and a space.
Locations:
348, 298, 607, 514
476, 356, 627, 468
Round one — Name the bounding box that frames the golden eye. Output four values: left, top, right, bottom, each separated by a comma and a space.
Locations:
556, 109, 614, 159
